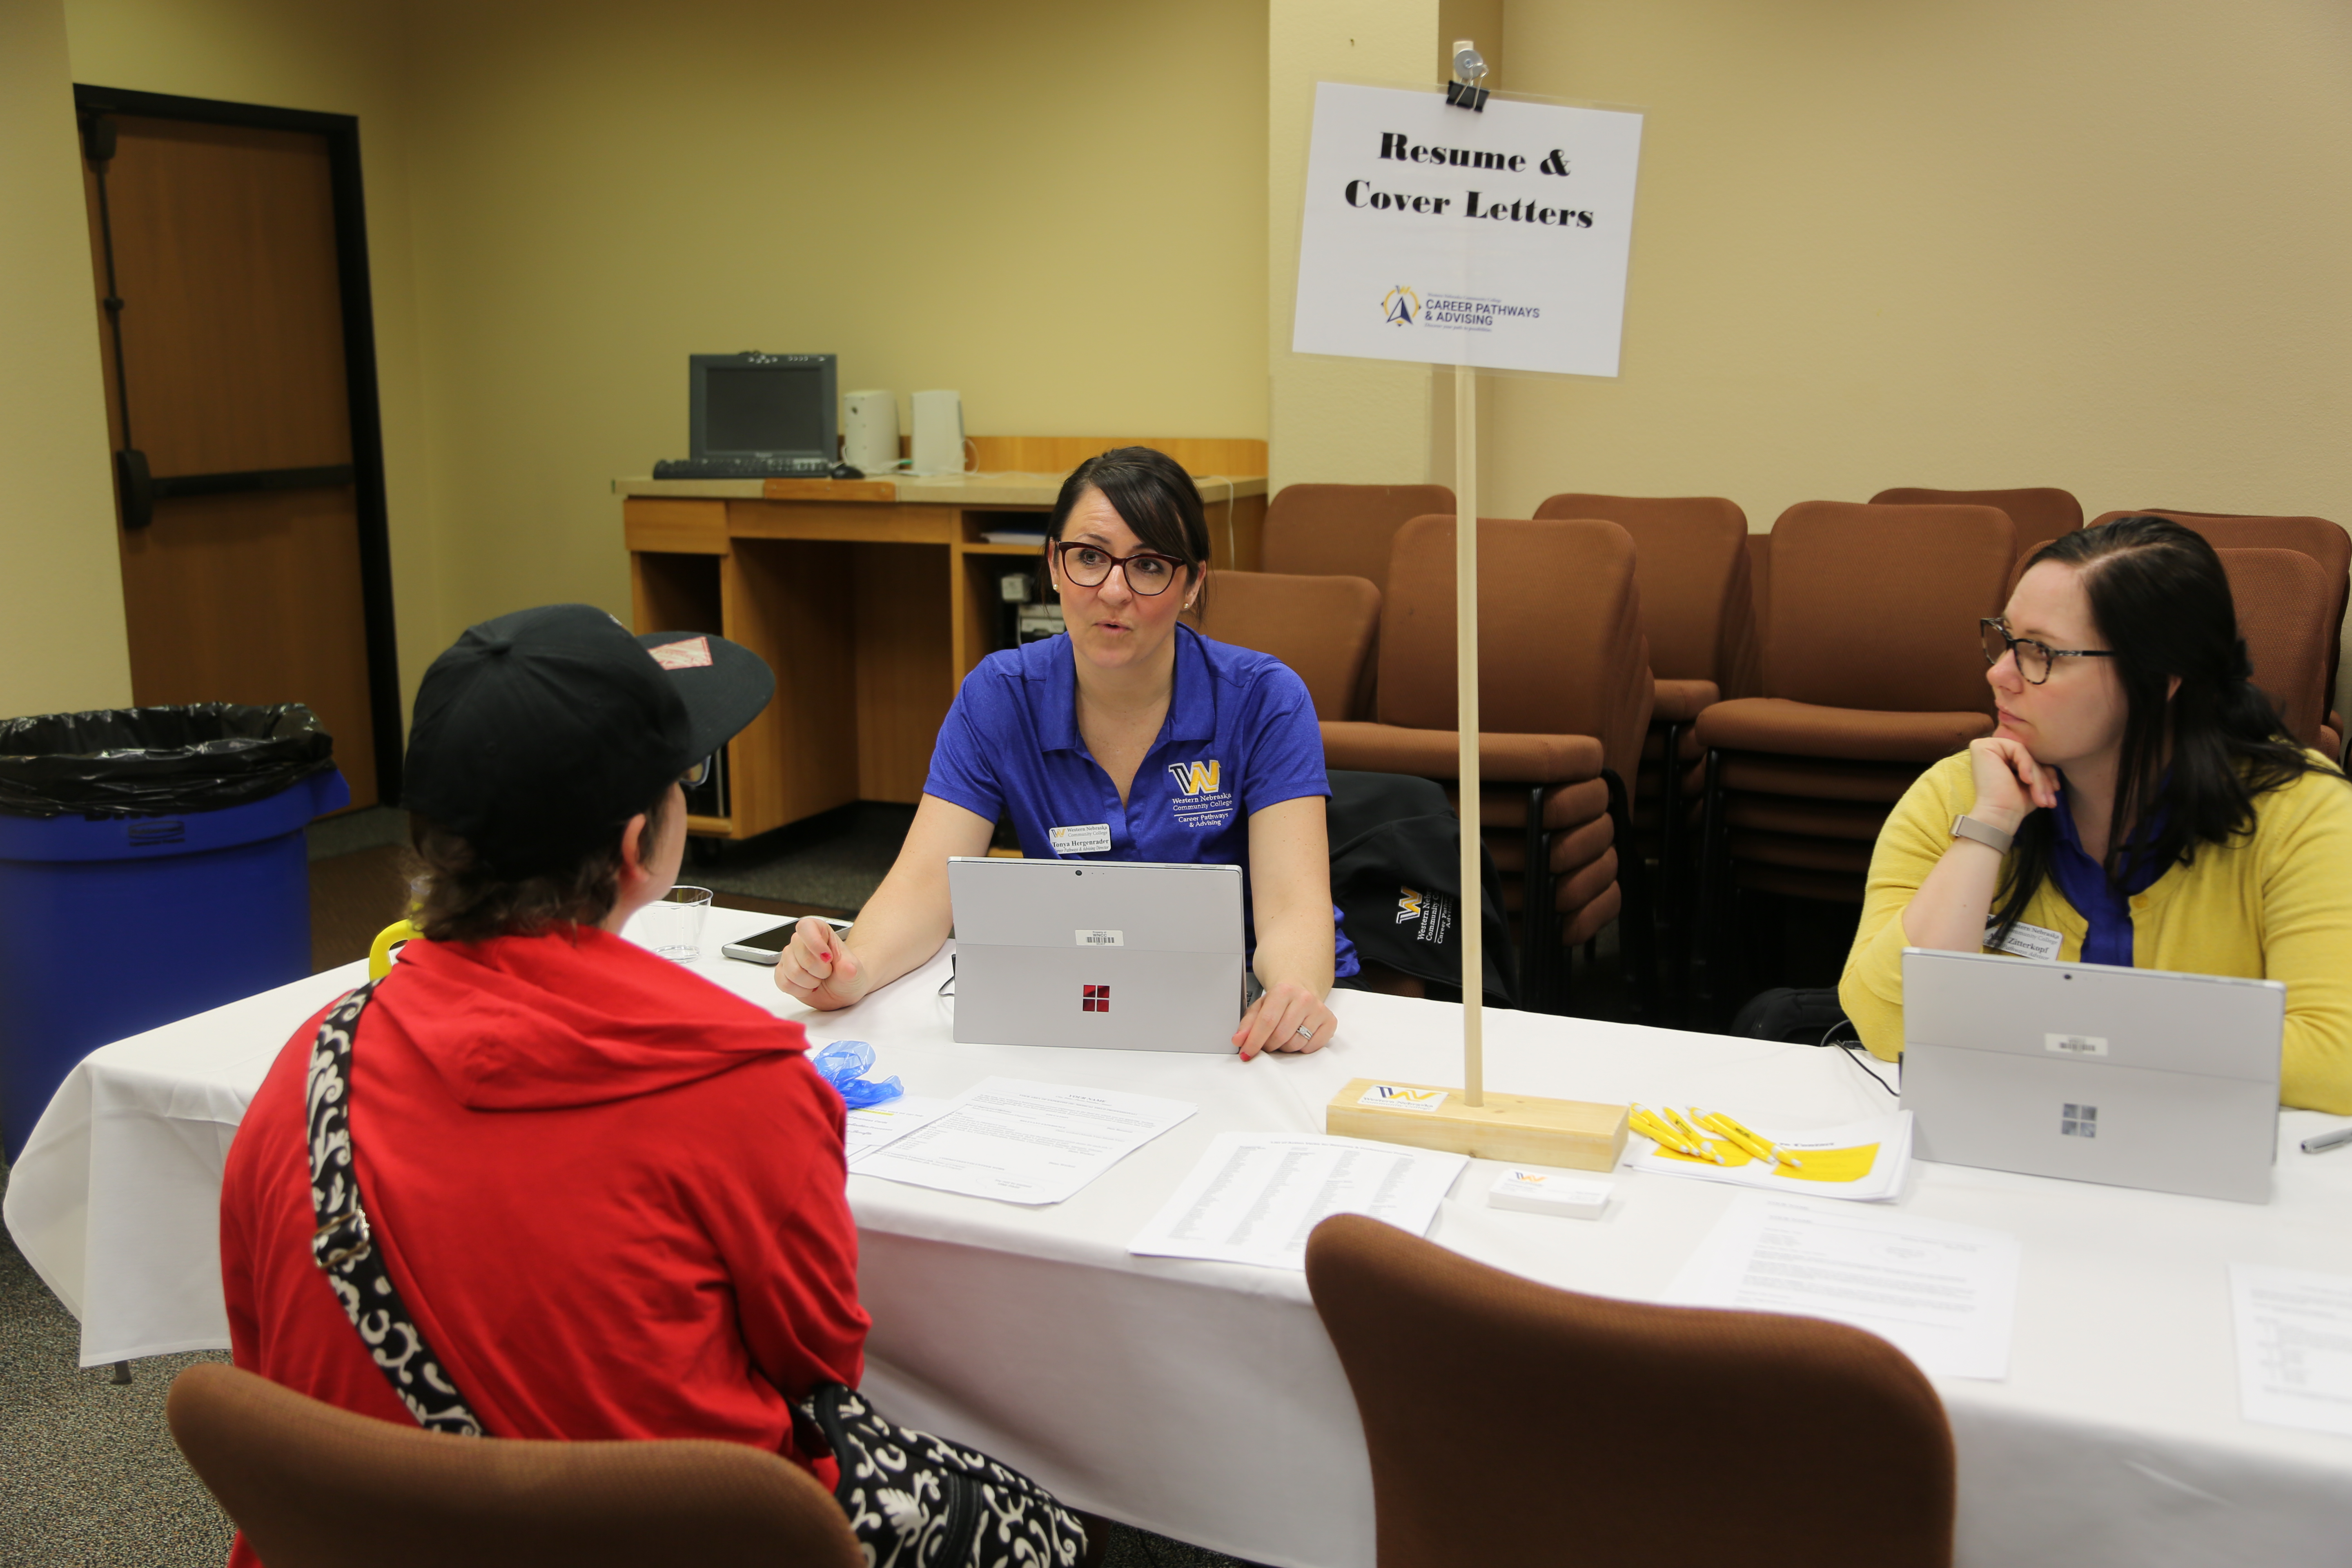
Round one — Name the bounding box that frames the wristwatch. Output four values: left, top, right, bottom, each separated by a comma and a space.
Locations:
1951, 814, 2014, 855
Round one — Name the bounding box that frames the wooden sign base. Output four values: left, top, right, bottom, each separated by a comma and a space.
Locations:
1325, 1078, 1628, 1172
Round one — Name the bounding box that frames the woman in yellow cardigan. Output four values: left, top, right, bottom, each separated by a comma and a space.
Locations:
1840, 515, 2352, 1114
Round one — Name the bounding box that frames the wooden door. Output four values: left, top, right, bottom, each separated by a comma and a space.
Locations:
82, 114, 381, 808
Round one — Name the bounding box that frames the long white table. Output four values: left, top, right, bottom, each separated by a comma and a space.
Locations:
10, 905, 2352, 1567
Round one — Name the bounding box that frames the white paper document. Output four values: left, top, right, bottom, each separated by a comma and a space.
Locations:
1629, 1111, 1912, 1203
2230, 1263, 2352, 1436
1128, 1133, 1468, 1271
843, 1096, 953, 1165
851, 1077, 1195, 1206
1666, 1194, 2020, 1380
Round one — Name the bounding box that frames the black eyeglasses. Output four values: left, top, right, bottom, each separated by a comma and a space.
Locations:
680, 755, 715, 789
1980, 619, 2117, 685
1053, 541, 1186, 597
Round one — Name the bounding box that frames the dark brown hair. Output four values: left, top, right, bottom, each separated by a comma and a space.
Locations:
1989, 515, 2341, 945
407, 784, 675, 944
1048, 446, 1212, 610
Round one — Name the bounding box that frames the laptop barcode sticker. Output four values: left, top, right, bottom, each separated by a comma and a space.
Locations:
2046, 1032, 2109, 1057
1076, 929, 1125, 947
1358, 1084, 1448, 1113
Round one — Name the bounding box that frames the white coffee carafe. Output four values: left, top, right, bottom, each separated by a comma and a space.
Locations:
842, 389, 900, 475
909, 390, 967, 476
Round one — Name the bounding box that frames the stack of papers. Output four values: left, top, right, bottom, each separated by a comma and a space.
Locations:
1666, 1194, 2021, 1380
1629, 1111, 1912, 1203
850, 1077, 1195, 1205
844, 1096, 952, 1163
2230, 1263, 2352, 1436
1129, 1132, 1467, 1271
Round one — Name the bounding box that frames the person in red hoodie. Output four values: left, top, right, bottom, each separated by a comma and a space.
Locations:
218, 605, 863, 1565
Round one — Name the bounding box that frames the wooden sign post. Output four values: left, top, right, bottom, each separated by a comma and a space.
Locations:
1292, 56, 1646, 1169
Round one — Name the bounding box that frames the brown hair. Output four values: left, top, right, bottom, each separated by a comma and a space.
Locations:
407, 785, 675, 944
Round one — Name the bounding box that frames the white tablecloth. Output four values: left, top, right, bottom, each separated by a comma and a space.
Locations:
10, 906, 2352, 1567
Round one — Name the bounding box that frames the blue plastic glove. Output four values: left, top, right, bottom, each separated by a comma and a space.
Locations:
809, 1039, 904, 1109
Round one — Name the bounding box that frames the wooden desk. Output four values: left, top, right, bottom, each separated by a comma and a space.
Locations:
619, 466, 1269, 840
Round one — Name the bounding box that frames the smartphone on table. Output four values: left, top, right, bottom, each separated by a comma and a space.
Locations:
722, 917, 851, 965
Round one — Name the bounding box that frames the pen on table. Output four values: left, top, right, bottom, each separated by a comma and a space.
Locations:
1628, 1107, 1705, 1160
1639, 1105, 1724, 1163
1697, 1107, 1802, 1169
2300, 1125, 2352, 1154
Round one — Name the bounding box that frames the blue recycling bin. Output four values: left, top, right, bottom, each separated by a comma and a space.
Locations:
0, 765, 349, 1162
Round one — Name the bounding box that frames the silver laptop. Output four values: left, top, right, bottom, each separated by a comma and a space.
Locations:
1901, 948, 2282, 1203
948, 856, 1246, 1052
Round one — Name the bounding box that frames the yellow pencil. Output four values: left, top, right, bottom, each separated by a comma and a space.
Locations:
1649, 1105, 1727, 1164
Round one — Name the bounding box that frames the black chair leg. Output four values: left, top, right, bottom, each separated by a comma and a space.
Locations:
1602, 769, 1660, 1020
1657, 720, 1690, 1018
1695, 748, 1729, 1023
1522, 784, 1552, 1012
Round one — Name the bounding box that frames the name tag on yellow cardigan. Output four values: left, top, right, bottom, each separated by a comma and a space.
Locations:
1984, 920, 2063, 962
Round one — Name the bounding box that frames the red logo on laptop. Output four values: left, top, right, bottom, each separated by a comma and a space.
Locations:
1082, 984, 1110, 1013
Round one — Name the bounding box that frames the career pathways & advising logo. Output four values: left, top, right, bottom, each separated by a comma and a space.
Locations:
1165, 757, 1234, 831
1378, 283, 1540, 335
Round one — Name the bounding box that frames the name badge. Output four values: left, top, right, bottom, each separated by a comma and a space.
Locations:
1984, 920, 2063, 962
1049, 823, 1112, 856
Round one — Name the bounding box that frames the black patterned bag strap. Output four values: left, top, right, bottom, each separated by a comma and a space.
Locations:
305, 978, 485, 1437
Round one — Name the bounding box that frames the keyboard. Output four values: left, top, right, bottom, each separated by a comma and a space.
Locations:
653, 454, 834, 479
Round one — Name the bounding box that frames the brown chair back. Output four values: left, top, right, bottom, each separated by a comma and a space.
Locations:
1532, 493, 1758, 695
1765, 501, 2015, 715
1378, 515, 1651, 783
166, 1363, 862, 1568
2092, 510, 2350, 717
1196, 570, 1382, 721
1263, 483, 1456, 595
1873, 486, 2082, 554
1304, 1214, 1955, 1567
2218, 547, 2332, 748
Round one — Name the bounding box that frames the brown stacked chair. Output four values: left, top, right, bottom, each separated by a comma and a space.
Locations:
2217, 547, 2333, 751
1873, 486, 2083, 557
2092, 509, 2350, 749
1321, 516, 1655, 1010
1532, 493, 1758, 980
1693, 502, 2015, 1010
1262, 483, 1456, 594
1194, 570, 1382, 721
166, 1362, 863, 1568
1304, 1214, 1956, 1568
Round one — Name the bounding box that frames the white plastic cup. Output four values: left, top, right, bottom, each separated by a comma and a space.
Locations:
642, 885, 714, 961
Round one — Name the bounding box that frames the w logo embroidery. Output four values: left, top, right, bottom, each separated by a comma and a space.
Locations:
1396, 887, 1424, 924
1165, 759, 1221, 796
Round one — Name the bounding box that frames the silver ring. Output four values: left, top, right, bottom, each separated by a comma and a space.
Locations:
1294, 1024, 1315, 1040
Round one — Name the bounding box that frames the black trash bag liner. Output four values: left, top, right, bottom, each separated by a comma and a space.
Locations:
1328, 769, 1518, 1007
0, 703, 336, 818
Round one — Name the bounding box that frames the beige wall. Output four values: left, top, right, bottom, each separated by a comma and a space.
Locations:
63, 0, 445, 726
54, 0, 1268, 725
401, 0, 1270, 633
1485, 0, 2352, 540
0, 0, 133, 718
1267, 0, 1437, 495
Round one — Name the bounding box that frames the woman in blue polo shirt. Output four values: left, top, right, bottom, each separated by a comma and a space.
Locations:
777, 446, 1354, 1058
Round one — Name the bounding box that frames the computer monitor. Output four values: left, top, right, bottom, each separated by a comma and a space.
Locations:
688, 353, 837, 462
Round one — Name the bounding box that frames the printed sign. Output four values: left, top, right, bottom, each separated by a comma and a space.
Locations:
1292, 82, 1642, 376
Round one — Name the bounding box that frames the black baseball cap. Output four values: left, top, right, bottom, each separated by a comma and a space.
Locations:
403, 604, 774, 874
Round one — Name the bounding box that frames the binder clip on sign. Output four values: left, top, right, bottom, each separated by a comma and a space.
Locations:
1445, 43, 1489, 112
